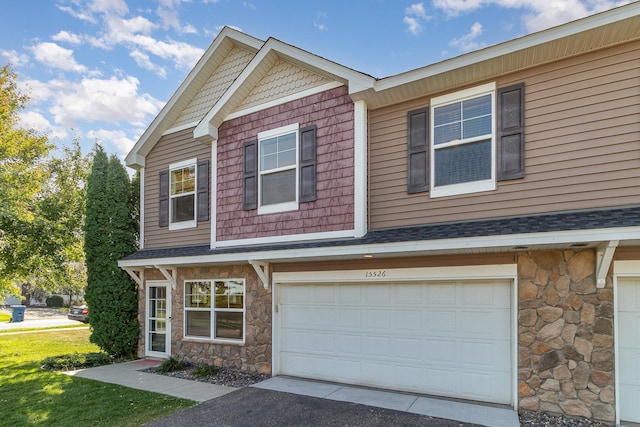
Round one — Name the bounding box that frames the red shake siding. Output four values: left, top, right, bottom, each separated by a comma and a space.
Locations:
216, 86, 355, 241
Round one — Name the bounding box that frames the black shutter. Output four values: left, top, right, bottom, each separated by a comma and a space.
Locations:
158, 170, 169, 227
497, 83, 525, 181
299, 125, 317, 202
197, 159, 209, 221
407, 107, 429, 193
243, 139, 258, 210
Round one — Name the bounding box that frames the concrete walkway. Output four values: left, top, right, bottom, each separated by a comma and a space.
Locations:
64, 359, 235, 402
0, 317, 83, 331
68, 360, 520, 427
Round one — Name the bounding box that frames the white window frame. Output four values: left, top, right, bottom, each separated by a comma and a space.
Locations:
257, 123, 299, 215
430, 82, 496, 198
183, 278, 246, 344
169, 158, 197, 230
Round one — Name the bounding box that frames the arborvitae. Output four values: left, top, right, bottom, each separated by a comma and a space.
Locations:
84, 147, 139, 358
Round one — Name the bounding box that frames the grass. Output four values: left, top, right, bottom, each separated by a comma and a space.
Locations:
0, 329, 196, 426
0, 324, 89, 334
0, 312, 11, 322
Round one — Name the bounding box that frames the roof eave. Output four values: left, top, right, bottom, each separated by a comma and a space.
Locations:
125, 27, 264, 169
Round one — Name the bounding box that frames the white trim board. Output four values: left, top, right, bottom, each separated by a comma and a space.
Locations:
121, 226, 640, 268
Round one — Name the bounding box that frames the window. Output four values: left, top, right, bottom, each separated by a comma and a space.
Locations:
430, 82, 496, 197
159, 159, 209, 229
258, 123, 299, 214
168, 159, 196, 229
184, 279, 245, 342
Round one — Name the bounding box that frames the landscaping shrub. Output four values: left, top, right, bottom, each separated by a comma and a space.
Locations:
46, 295, 64, 308
156, 357, 187, 373
193, 364, 219, 377
41, 352, 111, 370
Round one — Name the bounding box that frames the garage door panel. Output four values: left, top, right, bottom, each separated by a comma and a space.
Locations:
617, 279, 640, 423
424, 310, 457, 334
279, 281, 512, 405
335, 334, 361, 355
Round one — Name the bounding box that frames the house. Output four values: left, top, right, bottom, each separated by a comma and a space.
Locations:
119, 3, 640, 424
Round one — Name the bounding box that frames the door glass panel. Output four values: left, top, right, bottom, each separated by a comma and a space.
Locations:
148, 285, 168, 353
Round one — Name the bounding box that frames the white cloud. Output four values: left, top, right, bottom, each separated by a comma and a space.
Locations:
87, 128, 137, 156
18, 111, 70, 140
46, 75, 164, 128
432, 0, 632, 32
404, 3, 431, 35
449, 22, 485, 52
1, 49, 29, 66
314, 23, 328, 31
51, 30, 83, 45
31, 42, 88, 73
243, 2, 257, 11
130, 50, 167, 78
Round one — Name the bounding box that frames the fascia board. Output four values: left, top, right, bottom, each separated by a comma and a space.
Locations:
193, 38, 376, 142
126, 27, 264, 167
373, 2, 640, 93
118, 226, 640, 268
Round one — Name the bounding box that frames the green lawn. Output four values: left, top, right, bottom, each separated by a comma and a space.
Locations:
0, 329, 195, 426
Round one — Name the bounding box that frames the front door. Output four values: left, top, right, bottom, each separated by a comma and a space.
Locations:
146, 281, 171, 358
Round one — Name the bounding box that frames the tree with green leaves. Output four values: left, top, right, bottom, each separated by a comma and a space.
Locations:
1, 65, 53, 296
84, 147, 139, 357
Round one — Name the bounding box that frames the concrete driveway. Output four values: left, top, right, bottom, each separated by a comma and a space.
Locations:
144, 386, 486, 427
144, 376, 519, 427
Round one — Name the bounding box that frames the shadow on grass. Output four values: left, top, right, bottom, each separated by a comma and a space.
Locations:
0, 330, 194, 426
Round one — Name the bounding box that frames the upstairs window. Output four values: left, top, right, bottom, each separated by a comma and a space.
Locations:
170, 161, 196, 226
158, 158, 209, 230
258, 123, 299, 213
430, 83, 496, 197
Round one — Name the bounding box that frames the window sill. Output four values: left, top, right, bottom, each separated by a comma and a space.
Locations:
182, 336, 245, 346
431, 179, 495, 198
169, 220, 197, 231
257, 201, 299, 215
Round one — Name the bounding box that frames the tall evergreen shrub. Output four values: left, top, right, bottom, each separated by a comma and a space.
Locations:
84, 147, 139, 357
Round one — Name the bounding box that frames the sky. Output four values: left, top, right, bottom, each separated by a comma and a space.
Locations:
1, 0, 633, 162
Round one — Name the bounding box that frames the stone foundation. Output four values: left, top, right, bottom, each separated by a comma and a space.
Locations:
517, 250, 615, 423
138, 265, 272, 374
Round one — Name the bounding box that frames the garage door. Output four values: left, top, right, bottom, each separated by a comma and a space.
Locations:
618, 279, 640, 423
279, 280, 512, 404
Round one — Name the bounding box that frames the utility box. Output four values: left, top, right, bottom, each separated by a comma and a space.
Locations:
10, 305, 25, 322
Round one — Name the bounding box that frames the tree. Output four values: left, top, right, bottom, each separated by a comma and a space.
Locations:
84, 147, 139, 357
0, 65, 53, 296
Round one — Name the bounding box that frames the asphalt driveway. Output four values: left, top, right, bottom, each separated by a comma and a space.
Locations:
144, 387, 484, 427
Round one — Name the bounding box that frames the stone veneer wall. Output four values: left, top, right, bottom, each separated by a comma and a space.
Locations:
138, 265, 272, 374
518, 250, 615, 423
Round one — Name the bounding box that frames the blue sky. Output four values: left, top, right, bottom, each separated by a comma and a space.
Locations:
1, 0, 632, 161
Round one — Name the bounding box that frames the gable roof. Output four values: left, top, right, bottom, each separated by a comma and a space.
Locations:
125, 27, 264, 169
192, 37, 375, 143
353, 2, 640, 108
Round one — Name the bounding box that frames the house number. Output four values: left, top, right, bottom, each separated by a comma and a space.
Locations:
365, 270, 386, 278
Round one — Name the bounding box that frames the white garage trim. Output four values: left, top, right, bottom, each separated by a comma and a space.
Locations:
613, 260, 640, 425
272, 264, 518, 408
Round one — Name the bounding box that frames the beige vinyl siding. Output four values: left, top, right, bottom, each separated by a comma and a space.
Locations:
368, 41, 640, 230
144, 128, 211, 248
273, 252, 516, 273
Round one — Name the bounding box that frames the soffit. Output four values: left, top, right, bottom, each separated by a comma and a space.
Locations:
356, 8, 640, 109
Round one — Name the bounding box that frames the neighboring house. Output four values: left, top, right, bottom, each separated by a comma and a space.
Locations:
119, 4, 640, 425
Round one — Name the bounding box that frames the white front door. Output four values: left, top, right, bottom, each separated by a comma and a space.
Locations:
618, 278, 640, 423
146, 281, 171, 358
278, 280, 512, 404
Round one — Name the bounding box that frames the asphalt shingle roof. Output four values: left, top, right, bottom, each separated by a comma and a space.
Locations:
121, 206, 640, 262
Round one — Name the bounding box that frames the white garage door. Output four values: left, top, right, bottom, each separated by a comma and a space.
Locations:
618, 279, 640, 423
279, 280, 512, 404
